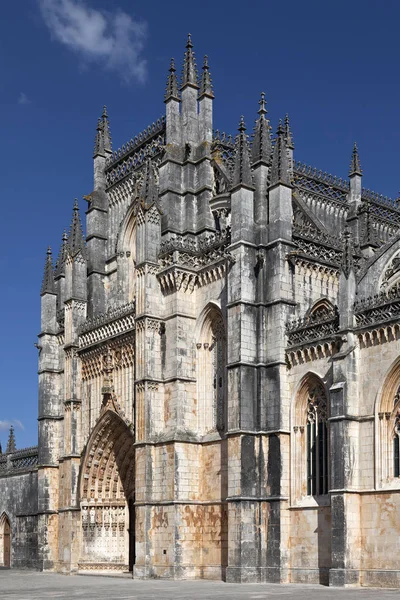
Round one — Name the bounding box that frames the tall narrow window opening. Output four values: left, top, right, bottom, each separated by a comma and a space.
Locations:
197, 305, 226, 434
306, 385, 328, 496
211, 316, 225, 432
394, 388, 400, 478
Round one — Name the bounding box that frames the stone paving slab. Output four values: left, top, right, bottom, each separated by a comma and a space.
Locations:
0, 570, 399, 600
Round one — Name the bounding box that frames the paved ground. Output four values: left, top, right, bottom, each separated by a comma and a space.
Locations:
0, 570, 399, 600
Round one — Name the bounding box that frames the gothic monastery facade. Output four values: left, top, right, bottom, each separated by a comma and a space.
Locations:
1, 36, 400, 587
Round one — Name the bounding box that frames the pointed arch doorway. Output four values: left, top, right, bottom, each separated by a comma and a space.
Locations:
0, 513, 11, 568
79, 401, 136, 572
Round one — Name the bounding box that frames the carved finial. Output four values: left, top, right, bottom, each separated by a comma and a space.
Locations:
349, 142, 362, 177
165, 58, 180, 102
181, 33, 198, 89
94, 105, 112, 157
232, 116, 253, 189
359, 199, 378, 248
341, 226, 354, 277
251, 92, 272, 166
140, 159, 159, 210
284, 114, 294, 150
6, 425, 16, 454
67, 199, 86, 259
41, 246, 56, 296
199, 55, 214, 99
258, 92, 267, 115
269, 119, 291, 187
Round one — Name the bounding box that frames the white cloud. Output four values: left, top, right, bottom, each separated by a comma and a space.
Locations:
0, 420, 24, 431
18, 92, 31, 105
38, 0, 147, 83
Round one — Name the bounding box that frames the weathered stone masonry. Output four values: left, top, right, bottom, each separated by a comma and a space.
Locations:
2, 35, 400, 587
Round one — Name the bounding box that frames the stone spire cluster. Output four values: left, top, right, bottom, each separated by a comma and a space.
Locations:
94, 106, 112, 157
165, 35, 214, 102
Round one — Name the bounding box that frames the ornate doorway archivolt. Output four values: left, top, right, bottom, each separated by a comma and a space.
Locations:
79, 395, 135, 570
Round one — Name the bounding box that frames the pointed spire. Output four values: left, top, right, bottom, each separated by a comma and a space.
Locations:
94, 105, 112, 157
199, 55, 214, 99
67, 200, 86, 258
164, 58, 180, 102
341, 227, 354, 277
251, 92, 272, 166
232, 116, 253, 189
181, 33, 199, 89
6, 425, 16, 454
140, 159, 159, 210
54, 230, 68, 278
269, 120, 292, 187
284, 114, 294, 150
349, 142, 362, 176
41, 246, 56, 296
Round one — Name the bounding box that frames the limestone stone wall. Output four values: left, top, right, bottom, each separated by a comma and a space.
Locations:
0, 471, 39, 569
293, 263, 339, 315
360, 491, 400, 587
289, 505, 331, 584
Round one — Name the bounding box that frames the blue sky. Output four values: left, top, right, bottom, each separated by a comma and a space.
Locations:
0, 0, 399, 449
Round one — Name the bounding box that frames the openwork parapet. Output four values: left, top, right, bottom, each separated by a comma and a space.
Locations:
105, 117, 166, 168
0, 446, 39, 474
354, 284, 400, 328
286, 306, 339, 348
105, 135, 165, 187
79, 301, 136, 348
292, 232, 343, 266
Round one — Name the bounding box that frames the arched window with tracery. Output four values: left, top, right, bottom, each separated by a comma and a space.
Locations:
392, 387, 400, 478
292, 374, 329, 501
197, 305, 226, 434
376, 361, 400, 486
306, 385, 329, 496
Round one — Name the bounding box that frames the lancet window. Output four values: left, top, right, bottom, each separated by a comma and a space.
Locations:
393, 387, 400, 478
292, 375, 329, 502
197, 305, 226, 433
306, 385, 329, 496
376, 364, 400, 486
